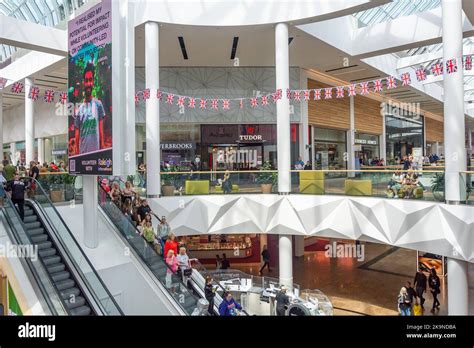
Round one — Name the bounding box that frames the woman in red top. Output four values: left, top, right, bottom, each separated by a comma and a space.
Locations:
164, 233, 178, 257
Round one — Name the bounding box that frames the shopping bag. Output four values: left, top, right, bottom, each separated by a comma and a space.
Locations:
413, 303, 423, 316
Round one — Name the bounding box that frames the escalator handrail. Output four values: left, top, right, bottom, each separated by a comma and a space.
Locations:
1, 195, 68, 315
98, 183, 200, 315
24, 176, 124, 316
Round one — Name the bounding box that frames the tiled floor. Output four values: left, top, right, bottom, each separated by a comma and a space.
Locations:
231, 241, 449, 316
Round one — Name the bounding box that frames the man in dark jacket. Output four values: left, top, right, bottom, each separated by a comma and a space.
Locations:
275, 286, 290, 316
204, 276, 216, 315
259, 245, 271, 275
405, 281, 417, 306
413, 271, 427, 307
7, 174, 27, 220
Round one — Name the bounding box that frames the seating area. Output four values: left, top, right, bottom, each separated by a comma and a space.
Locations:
344, 180, 373, 196
299, 171, 325, 194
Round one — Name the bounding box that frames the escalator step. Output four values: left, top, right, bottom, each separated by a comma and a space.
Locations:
24, 221, 41, 229
51, 271, 70, 282
24, 209, 34, 216
27, 227, 45, 236
39, 248, 57, 258
43, 255, 61, 266
31, 234, 48, 243
61, 287, 81, 300
47, 263, 65, 274
37, 241, 53, 250
23, 215, 38, 223
70, 305, 91, 316
66, 296, 86, 309
55, 278, 75, 291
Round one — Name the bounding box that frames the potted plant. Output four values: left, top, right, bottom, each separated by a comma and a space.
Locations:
64, 174, 76, 201
161, 166, 177, 196
49, 174, 65, 202
431, 172, 445, 202
257, 161, 277, 194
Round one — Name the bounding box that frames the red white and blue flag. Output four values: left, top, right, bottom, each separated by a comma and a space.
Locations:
416, 68, 427, 81
386, 76, 397, 89
222, 99, 230, 110
0, 77, 7, 89
324, 88, 332, 99
359, 82, 369, 95
373, 80, 383, 92
157, 89, 162, 100
261, 95, 269, 105
142, 88, 150, 100
188, 97, 196, 108
446, 58, 458, 74
286, 89, 292, 99
348, 84, 356, 97
134, 93, 140, 105
11, 82, 23, 94
59, 91, 68, 104
304, 90, 310, 101
313, 89, 321, 100
28, 86, 40, 100
293, 91, 301, 101
211, 99, 218, 110
177, 96, 185, 107
401, 73, 411, 86
166, 93, 174, 104
200, 99, 207, 109
250, 97, 258, 107
431, 63, 443, 76
336, 86, 344, 98
44, 89, 55, 103
464, 55, 472, 70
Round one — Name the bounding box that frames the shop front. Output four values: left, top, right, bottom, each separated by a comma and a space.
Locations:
354, 133, 380, 165
385, 112, 424, 164
312, 127, 347, 170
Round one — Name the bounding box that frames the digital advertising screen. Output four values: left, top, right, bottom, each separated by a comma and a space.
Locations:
68, 0, 113, 175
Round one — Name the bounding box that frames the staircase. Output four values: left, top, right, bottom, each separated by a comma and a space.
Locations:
23, 203, 94, 316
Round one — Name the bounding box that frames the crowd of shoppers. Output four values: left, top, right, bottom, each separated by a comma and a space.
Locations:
398, 268, 441, 316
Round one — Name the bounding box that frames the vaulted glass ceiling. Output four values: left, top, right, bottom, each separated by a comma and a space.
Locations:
353, 0, 441, 27
0, 0, 88, 63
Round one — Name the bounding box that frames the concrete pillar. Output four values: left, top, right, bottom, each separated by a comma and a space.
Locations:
279, 234, 293, 288
348, 95, 355, 177
448, 258, 469, 315
294, 235, 305, 257
9, 143, 17, 166
311, 126, 315, 170
300, 70, 309, 163
44, 138, 52, 164
380, 113, 386, 163
25, 78, 34, 165
275, 23, 291, 193
37, 138, 44, 165
83, 175, 98, 248
145, 22, 161, 198
442, 0, 467, 203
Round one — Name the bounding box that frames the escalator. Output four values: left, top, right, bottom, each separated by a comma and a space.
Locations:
1, 177, 123, 316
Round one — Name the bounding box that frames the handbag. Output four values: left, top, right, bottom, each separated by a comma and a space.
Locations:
183, 268, 193, 277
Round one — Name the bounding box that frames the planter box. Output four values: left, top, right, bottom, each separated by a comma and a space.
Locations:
162, 185, 175, 196
50, 190, 64, 202
261, 184, 273, 194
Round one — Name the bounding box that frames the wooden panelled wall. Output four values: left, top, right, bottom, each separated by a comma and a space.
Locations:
308, 79, 382, 135
425, 117, 444, 142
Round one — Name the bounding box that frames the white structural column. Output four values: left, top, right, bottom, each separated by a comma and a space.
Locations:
279, 234, 293, 288
447, 258, 469, 315
25, 77, 35, 164
9, 143, 17, 165
83, 175, 98, 248
275, 23, 291, 193
300, 70, 309, 163
294, 235, 305, 257
380, 113, 386, 163
275, 23, 293, 288
347, 95, 355, 177
442, 0, 469, 315
37, 138, 44, 165
146, 22, 161, 198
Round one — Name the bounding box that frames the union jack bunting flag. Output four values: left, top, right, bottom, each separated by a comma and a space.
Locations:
135, 93, 140, 105
239, 99, 244, 109
59, 92, 68, 104
313, 89, 321, 100
359, 82, 369, 95
43, 89, 55, 103
386, 76, 397, 89
157, 89, 163, 100
431, 63, 443, 76
250, 97, 258, 107
401, 73, 411, 86
166, 93, 174, 104
303, 90, 310, 100
188, 97, 196, 108
272, 91, 280, 103
177, 96, 185, 107
0, 77, 7, 89
324, 88, 332, 99
464, 55, 472, 70
222, 99, 230, 110
11, 82, 24, 94
286, 89, 291, 99
200, 99, 207, 109
348, 84, 356, 97
373, 80, 383, 92
142, 88, 150, 100
416, 68, 426, 81
28, 86, 40, 100
261, 95, 269, 105
293, 91, 301, 101
211, 99, 218, 110
446, 59, 458, 74
336, 86, 344, 98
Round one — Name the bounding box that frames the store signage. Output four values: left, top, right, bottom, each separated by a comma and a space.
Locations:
355, 139, 377, 145
52, 149, 67, 156
160, 142, 195, 150
238, 134, 263, 142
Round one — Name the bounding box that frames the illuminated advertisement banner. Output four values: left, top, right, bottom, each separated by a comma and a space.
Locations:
68, 0, 112, 175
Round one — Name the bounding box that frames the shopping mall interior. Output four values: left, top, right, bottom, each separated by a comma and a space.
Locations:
0, 0, 473, 318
